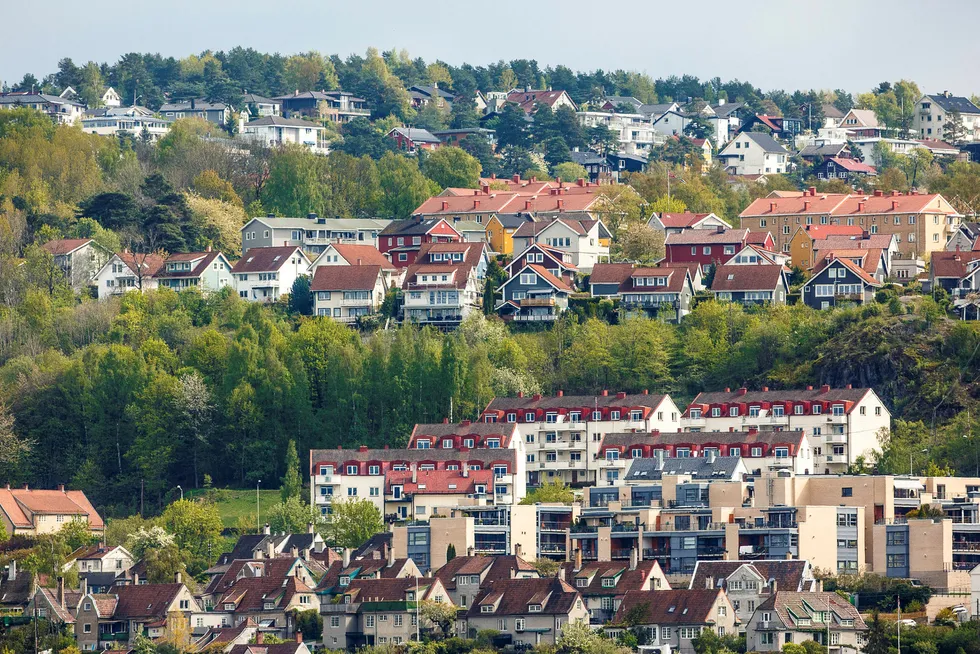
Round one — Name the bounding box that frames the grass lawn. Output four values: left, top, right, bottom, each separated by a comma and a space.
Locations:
187, 488, 283, 529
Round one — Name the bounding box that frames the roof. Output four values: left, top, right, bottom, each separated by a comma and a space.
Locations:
502, 264, 573, 293
611, 589, 724, 626
160, 100, 229, 112
247, 216, 391, 231
824, 157, 877, 174
745, 231, 772, 246
916, 138, 960, 153
814, 233, 895, 251
821, 103, 845, 119
410, 421, 518, 440
665, 229, 749, 246
380, 218, 457, 237
817, 248, 884, 275
710, 264, 784, 292
390, 127, 440, 143
690, 560, 813, 592
41, 239, 93, 256
657, 213, 714, 228
343, 576, 437, 603
310, 264, 381, 292
484, 392, 667, 413
417, 241, 487, 267
711, 102, 744, 117
757, 591, 866, 630
801, 225, 865, 240
0, 487, 103, 529
114, 251, 165, 277
385, 469, 494, 495
242, 93, 278, 104
604, 96, 643, 109
113, 583, 183, 619
625, 456, 743, 481
228, 643, 306, 654
467, 577, 580, 617
810, 255, 882, 286
218, 575, 311, 612
643, 428, 806, 448
688, 386, 872, 409
506, 89, 576, 113
589, 263, 635, 285
402, 263, 473, 290
0, 92, 83, 107
230, 246, 306, 274
153, 251, 222, 279
433, 555, 535, 591
843, 108, 880, 128
732, 132, 788, 153
620, 268, 689, 294
414, 192, 522, 216
569, 151, 608, 166
559, 560, 660, 596
637, 103, 677, 117
799, 143, 849, 159
246, 116, 321, 128
311, 446, 517, 467
930, 251, 980, 278
326, 244, 395, 270
925, 94, 980, 115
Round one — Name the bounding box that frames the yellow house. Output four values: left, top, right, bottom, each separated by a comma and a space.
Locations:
0, 485, 104, 537
485, 213, 536, 257
789, 224, 866, 269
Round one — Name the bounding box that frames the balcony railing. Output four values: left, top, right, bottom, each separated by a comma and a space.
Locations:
539, 544, 567, 554
540, 521, 571, 531
512, 313, 559, 321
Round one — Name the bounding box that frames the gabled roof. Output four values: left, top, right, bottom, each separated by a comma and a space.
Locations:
113, 583, 183, 619
817, 248, 884, 275
690, 560, 813, 593
611, 589, 725, 626
113, 251, 165, 277
0, 487, 103, 529
389, 127, 440, 143
930, 251, 980, 278
665, 229, 749, 246
380, 217, 459, 237
246, 116, 322, 128
385, 468, 494, 495
809, 255, 882, 287
402, 263, 474, 290
310, 264, 382, 292
417, 241, 487, 267
814, 233, 896, 251
799, 143, 848, 159
757, 591, 866, 630
433, 555, 535, 591
620, 268, 689, 294
153, 251, 224, 279
231, 246, 307, 274
688, 386, 872, 409
505, 89, 576, 113
505, 243, 577, 273
343, 576, 439, 603
41, 239, 94, 256
924, 94, 980, 115
218, 575, 311, 612
325, 244, 396, 270
657, 213, 719, 229
710, 264, 785, 292
229, 642, 307, 654
159, 100, 229, 112
727, 131, 788, 154
824, 157, 877, 174
501, 264, 573, 293
589, 263, 635, 285
841, 108, 880, 128
559, 560, 661, 596
467, 576, 580, 617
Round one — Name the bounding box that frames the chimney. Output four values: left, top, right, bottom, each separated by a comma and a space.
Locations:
846, 384, 852, 389
525, 200, 531, 210
557, 565, 565, 582
57, 577, 65, 608
532, 393, 542, 401
343, 548, 351, 567
443, 417, 449, 424
307, 522, 315, 535
892, 201, 898, 211
803, 201, 810, 211
264, 523, 271, 536
462, 463, 468, 478
809, 186, 817, 196
820, 384, 830, 394
8, 560, 16, 581
716, 225, 725, 234
630, 547, 638, 571
858, 201, 865, 212
602, 390, 609, 397
874, 189, 883, 197
442, 200, 449, 210
736, 387, 747, 396
769, 202, 776, 212
517, 391, 524, 398
266, 540, 275, 559
513, 175, 521, 183
175, 571, 182, 584
575, 548, 583, 572
706, 576, 713, 589
762, 386, 769, 392
725, 387, 730, 392
359, 445, 368, 452
616, 391, 627, 400
412, 465, 417, 484
205, 244, 212, 253
80, 577, 88, 596
388, 544, 395, 568
301, 548, 310, 560
291, 546, 299, 558
643, 389, 649, 395
256, 632, 265, 645
514, 543, 522, 557
557, 199, 564, 211
295, 631, 303, 644
133, 572, 139, 585
461, 419, 471, 427
22, 484, 27, 490
57, 484, 65, 492
577, 178, 586, 187
481, 183, 490, 194
467, 546, 474, 557
770, 579, 778, 593
557, 390, 564, 397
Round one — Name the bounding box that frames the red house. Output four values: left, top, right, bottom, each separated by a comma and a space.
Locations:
664, 227, 753, 269
378, 217, 462, 267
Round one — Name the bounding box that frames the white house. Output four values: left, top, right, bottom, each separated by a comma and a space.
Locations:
41, 238, 113, 291
577, 111, 663, 155
648, 212, 732, 235
913, 93, 980, 142
0, 92, 85, 124
310, 264, 388, 323
511, 217, 611, 273
241, 116, 327, 153
717, 132, 789, 175
94, 251, 165, 299
100, 88, 122, 108
230, 245, 310, 303
154, 250, 234, 294
81, 106, 171, 141
308, 243, 401, 287
401, 262, 481, 326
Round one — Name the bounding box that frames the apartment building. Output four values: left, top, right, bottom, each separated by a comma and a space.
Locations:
241, 215, 392, 254
681, 385, 890, 473
480, 391, 681, 487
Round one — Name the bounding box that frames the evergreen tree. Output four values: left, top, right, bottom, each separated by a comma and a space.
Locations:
281, 439, 302, 502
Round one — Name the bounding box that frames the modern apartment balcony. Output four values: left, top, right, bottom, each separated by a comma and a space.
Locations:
540, 521, 572, 532
539, 543, 567, 555
825, 414, 848, 424
539, 460, 586, 470
825, 432, 848, 443
601, 459, 629, 469
824, 454, 846, 464
314, 493, 335, 505
537, 439, 587, 450
684, 417, 707, 427
511, 313, 559, 322
314, 474, 338, 485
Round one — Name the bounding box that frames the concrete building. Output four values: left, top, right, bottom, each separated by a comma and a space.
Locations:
241, 215, 392, 254
241, 116, 327, 153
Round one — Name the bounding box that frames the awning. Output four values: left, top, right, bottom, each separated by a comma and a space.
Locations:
894, 478, 923, 490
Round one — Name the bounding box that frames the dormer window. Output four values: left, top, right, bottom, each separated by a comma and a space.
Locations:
570, 411, 581, 422
487, 439, 500, 448
729, 407, 738, 417
690, 409, 702, 419
632, 448, 643, 458
346, 465, 358, 475
224, 603, 235, 611
711, 408, 720, 417
611, 410, 620, 420
368, 465, 380, 475
340, 576, 350, 586
263, 601, 276, 610
528, 604, 542, 612
417, 440, 430, 449
576, 578, 588, 588
507, 413, 517, 423
546, 412, 558, 423
480, 605, 494, 613
592, 410, 602, 420
606, 450, 620, 461
794, 405, 804, 415
443, 439, 453, 449
464, 438, 474, 448
813, 405, 822, 415
601, 578, 616, 588
630, 410, 642, 421
525, 412, 535, 422
475, 485, 487, 494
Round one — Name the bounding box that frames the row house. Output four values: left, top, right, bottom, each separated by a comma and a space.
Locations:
41, 238, 113, 292
75, 582, 200, 651
309, 424, 524, 516
202, 557, 320, 611
496, 264, 573, 323
464, 576, 588, 647
315, 547, 421, 605
379, 217, 462, 267
799, 255, 882, 309
480, 391, 681, 487
589, 263, 696, 323
739, 187, 960, 257
154, 250, 234, 293
432, 555, 538, 610
648, 212, 732, 235
606, 589, 737, 654
681, 385, 889, 473
558, 554, 669, 626
231, 246, 311, 303
241, 215, 392, 254
745, 592, 867, 654
94, 251, 164, 299
311, 264, 388, 323
323, 577, 451, 649
215, 575, 315, 636
689, 560, 818, 628
0, 484, 104, 537
709, 263, 789, 306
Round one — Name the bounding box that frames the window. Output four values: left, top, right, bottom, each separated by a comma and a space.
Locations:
179, 599, 190, 610
394, 615, 403, 626
631, 410, 642, 421
83, 624, 92, 634
728, 580, 742, 591
366, 615, 375, 627
661, 627, 671, 641
601, 577, 616, 588
347, 488, 357, 496
515, 618, 525, 631
729, 407, 738, 417
520, 273, 536, 285
346, 464, 358, 475
842, 487, 852, 497
751, 447, 762, 457
369, 465, 380, 475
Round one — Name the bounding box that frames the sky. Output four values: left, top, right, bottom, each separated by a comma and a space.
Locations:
3, 0, 980, 95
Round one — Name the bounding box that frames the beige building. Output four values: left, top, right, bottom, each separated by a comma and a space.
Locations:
607, 589, 737, 654
0, 485, 104, 537
310, 264, 389, 322
464, 576, 588, 647
745, 591, 866, 654
75, 583, 200, 650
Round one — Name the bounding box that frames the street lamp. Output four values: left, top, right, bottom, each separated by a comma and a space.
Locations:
909, 449, 928, 476
176, 485, 183, 501
256, 479, 262, 531
963, 433, 979, 477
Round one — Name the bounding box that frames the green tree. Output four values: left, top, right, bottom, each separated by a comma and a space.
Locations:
553, 161, 589, 182
377, 152, 441, 219
446, 543, 456, 561
281, 439, 302, 502
58, 518, 97, 551
520, 479, 574, 504
616, 223, 666, 263
588, 125, 619, 156
945, 110, 969, 144
326, 497, 384, 549
422, 146, 482, 189
863, 612, 891, 654
160, 499, 222, 570
683, 114, 714, 140
267, 496, 322, 535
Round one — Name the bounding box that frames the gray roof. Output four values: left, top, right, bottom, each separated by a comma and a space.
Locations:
625, 456, 743, 481
246, 116, 321, 128
159, 100, 229, 112
926, 94, 980, 115
570, 151, 609, 166
711, 102, 744, 117
493, 213, 537, 229
799, 143, 848, 158
409, 85, 455, 100
450, 220, 486, 233
391, 127, 440, 143
0, 92, 83, 107
242, 93, 278, 105
246, 216, 391, 231
605, 96, 643, 109
84, 105, 156, 118
735, 131, 789, 154
637, 103, 677, 117
821, 103, 845, 119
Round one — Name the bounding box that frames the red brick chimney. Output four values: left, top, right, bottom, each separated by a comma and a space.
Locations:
295, 631, 303, 644
256, 632, 265, 645
601, 390, 609, 397
820, 384, 830, 394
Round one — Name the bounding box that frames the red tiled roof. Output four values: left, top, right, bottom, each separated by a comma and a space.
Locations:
757, 591, 866, 630
385, 468, 494, 495
813, 234, 894, 251
402, 263, 473, 290
688, 386, 872, 411
526, 264, 573, 292
611, 589, 724, 626
745, 231, 773, 245
467, 577, 580, 617
433, 555, 535, 591
230, 246, 305, 274
218, 575, 311, 612
41, 239, 92, 256
589, 263, 635, 285
710, 264, 784, 292
116, 251, 165, 276
310, 264, 381, 292
329, 244, 396, 270
559, 560, 661, 596
417, 241, 487, 267
0, 488, 103, 529
343, 577, 441, 602
414, 193, 522, 216
826, 157, 877, 174
802, 225, 866, 240
817, 248, 884, 275
930, 251, 980, 278
658, 213, 712, 228
620, 268, 689, 294
741, 194, 850, 217
505, 90, 576, 113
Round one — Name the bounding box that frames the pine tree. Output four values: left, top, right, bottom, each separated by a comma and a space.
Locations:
446, 543, 456, 561
281, 440, 302, 502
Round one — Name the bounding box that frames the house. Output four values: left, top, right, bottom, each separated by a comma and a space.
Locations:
154, 250, 233, 294
68, 545, 135, 575
273, 90, 369, 122
408, 83, 455, 108
326, 577, 452, 649
159, 99, 231, 126
80, 106, 172, 141
505, 243, 577, 288
432, 555, 538, 610
839, 109, 882, 138
577, 111, 661, 157
379, 218, 462, 267
0, 561, 35, 617
814, 157, 877, 181
691, 138, 714, 165
26, 582, 81, 627
947, 223, 980, 252
311, 265, 388, 323
710, 263, 788, 306
850, 136, 922, 163
648, 212, 732, 235
0, 485, 104, 537
191, 619, 259, 652
913, 93, 980, 142
929, 250, 980, 294
485, 213, 535, 256
231, 246, 310, 303
622, 454, 747, 485
215, 575, 315, 637
601, 97, 644, 112
738, 115, 803, 140
607, 152, 650, 178
916, 138, 962, 158
101, 87, 122, 108
496, 264, 573, 323
202, 557, 320, 610
241, 93, 281, 118
511, 217, 611, 273
788, 225, 866, 269
41, 238, 113, 291
800, 255, 882, 309
813, 247, 888, 283
739, 187, 960, 257
308, 243, 400, 287
664, 228, 750, 270
0, 92, 85, 124
717, 132, 789, 176
241, 215, 392, 254
821, 104, 845, 128
385, 468, 503, 520
727, 244, 790, 268
588, 263, 696, 323
745, 592, 866, 654
689, 560, 818, 628
569, 151, 611, 182
606, 589, 737, 654
228, 634, 311, 654
559, 555, 669, 626
241, 116, 326, 153
94, 250, 164, 300
414, 241, 488, 280
75, 583, 200, 650
506, 89, 578, 114
464, 576, 588, 646
388, 127, 442, 153
682, 385, 890, 473
711, 102, 745, 141
811, 233, 898, 272
798, 142, 850, 164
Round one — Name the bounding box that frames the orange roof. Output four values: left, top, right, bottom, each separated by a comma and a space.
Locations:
116, 251, 165, 276
744, 190, 956, 218
742, 193, 850, 216
414, 193, 522, 215
41, 239, 93, 256
0, 487, 103, 529
329, 244, 396, 270
802, 225, 865, 240
818, 248, 884, 274
527, 264, 573, 292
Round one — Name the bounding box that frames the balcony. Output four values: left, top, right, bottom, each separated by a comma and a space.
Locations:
512, 313, 559, 322
314, 474, 338, 485
315, 493, 335, 505
540, 521, 571, 531
340, 299, 374, 308
826, 414, 848, 424
601, 459, 629, 469
539, 544, 567, 555
100, 632, 130, 642
539, 460, 585, 470
520, 297, 556, 307
825, 432, 848, 443
611, 548, 634, 559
